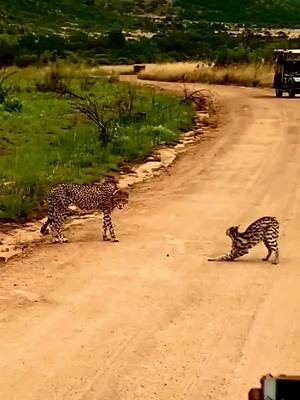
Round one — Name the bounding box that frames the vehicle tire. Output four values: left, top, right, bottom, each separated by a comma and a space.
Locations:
248, 388, 263, 400
288, 89, 295, 98
275, 89, 283, 97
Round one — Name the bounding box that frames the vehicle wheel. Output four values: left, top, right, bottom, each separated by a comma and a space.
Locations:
275, 89, 283, 97
289, 89, 295, 98
248, 388, 263, 400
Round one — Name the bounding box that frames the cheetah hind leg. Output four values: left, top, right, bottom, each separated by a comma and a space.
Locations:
262, 243, 272, 261
272, 249, 279, 265
56, 235, 68, 244
262, 240, 279, 265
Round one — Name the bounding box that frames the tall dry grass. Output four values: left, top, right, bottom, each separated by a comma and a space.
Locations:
137, 62, 209, 82
5, 63, 135, 81
138, 62, 274, 88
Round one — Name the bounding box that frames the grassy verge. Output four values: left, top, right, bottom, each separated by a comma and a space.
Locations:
0, 65, 194, 220
2, 63, 135, 81
138, 62, 274, 88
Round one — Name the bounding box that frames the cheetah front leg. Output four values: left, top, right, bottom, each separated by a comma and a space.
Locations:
49, 211, 68, 244
208, 247, 248, 262
208, 254, 237, 262
102, 212, 110, 241
102, 210, 118, 242
51, 228, 68, 244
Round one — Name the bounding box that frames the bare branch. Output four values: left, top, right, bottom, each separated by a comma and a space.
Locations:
72, 95, 115, 146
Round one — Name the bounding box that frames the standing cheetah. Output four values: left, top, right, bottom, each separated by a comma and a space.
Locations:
41, 177, 129, 243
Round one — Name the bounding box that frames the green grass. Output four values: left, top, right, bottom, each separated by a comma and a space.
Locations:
0, 66, 194, 220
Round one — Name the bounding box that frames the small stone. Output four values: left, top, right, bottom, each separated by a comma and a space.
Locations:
184, 130, 195, 137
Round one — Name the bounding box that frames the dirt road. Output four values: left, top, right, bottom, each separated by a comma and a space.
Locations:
1, 82, 300, 400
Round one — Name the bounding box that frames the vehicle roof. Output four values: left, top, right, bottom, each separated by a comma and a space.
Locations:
274, 49, 300, 54
265, 375, 300, 381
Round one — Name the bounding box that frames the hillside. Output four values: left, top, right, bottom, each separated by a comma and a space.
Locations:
0, 0, 299, 67
175, 0, 300, 25
1, 0, 300, 34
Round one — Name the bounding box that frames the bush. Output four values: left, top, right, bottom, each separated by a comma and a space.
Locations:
108, 74, 119, 83
35, 66, 67, 92
0, 86, 7, 103
15, 54, 39, 68
3, 96, 22, 112
79, 76, 97, 91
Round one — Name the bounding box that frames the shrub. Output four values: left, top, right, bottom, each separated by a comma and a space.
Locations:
3, 96, 22, 112
15, 54, 39, 68
79, 76, 97, 91
35, 66, 67, 92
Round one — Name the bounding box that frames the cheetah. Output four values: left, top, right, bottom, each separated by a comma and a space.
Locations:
41, 177, 129, 243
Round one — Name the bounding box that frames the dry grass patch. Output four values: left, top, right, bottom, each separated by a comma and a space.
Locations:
5, 64, 135, 81
138, 62, 274, 88
138, 62, 209, 82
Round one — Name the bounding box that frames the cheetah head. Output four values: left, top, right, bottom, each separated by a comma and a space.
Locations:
226, 225, 239, 238
103, 176, 118, 185
113, 189, 129, 209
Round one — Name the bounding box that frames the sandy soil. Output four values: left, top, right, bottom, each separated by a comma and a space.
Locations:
1, 82, 300, 400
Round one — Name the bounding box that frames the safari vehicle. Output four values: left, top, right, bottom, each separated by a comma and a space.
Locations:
248, 373, 300, 399
273, 49, 300, 97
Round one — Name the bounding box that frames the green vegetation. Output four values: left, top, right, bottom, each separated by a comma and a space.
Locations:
0, 1, 299, 67
2, 0, 300, 29
175, 0, 300, 25
1, 0, 300, 221
0, 66, 194, 220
